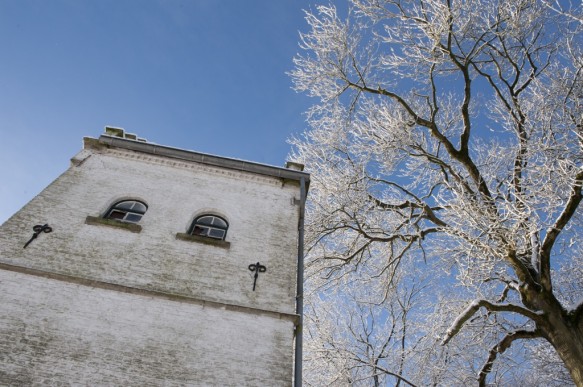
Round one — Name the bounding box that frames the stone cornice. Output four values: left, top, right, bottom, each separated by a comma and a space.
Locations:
84, 137, 303, 189
113, 149, 285, 187
87, 135, 310, 190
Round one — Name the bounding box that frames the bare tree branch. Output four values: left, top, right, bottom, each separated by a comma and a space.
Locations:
478, 330, 542, 387
442, 300, 542, 345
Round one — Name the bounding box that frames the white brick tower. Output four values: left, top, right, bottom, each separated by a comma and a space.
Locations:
0, 127, 308, 386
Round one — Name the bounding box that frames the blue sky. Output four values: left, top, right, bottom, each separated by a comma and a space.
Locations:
0, 0, 324, 224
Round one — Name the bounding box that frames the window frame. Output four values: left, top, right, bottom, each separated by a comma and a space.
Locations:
104, 200, 148, 224
188, 214, 229, 241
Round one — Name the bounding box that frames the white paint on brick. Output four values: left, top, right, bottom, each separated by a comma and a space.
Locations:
0, 270, 294, 385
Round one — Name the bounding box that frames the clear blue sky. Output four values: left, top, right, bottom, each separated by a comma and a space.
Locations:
0, 0, 322, 224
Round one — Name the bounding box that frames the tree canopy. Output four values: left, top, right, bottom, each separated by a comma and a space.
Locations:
290, 0, 582, 385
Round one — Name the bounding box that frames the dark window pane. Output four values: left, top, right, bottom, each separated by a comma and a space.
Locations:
125, 213, 142, 223
132, 202, 147, 213
109, 210, 126, 220
213, 218, 227, 228
116, 201, 134, 210
192, 226, 207, 235
209, 229, 225, 239
196, 216, 214, 226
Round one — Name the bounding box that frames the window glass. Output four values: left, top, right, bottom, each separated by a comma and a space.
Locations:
197, 216, 214, 226
108, 210, 126, 220
116, 202, 134, 211
133, 202, 147, 213
209, 229, 226, 239
213, 218, 227, 228
125, 213, 143, 223
192, 226, 205, 235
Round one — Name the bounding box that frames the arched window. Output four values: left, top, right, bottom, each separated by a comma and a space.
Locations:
105, 200, 147, 223
189, 215, 228, 240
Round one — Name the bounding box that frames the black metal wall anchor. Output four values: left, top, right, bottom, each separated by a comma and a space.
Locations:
248, 262, 267, 291
23, 224, 53, 249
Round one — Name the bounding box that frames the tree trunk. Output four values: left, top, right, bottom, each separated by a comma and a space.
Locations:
540, 308, 583, 386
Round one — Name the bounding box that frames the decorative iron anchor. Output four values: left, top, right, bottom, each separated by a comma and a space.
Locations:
23, 224, 53, 249
248, 262, 267, 291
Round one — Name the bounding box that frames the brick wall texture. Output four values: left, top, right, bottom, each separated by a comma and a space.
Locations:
0, 138, 302, 385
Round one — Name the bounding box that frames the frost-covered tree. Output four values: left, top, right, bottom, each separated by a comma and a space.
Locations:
303, 261, 435, 386
290, 0, 582, 385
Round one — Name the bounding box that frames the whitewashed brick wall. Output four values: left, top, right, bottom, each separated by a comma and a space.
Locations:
0, 137, 303, 385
